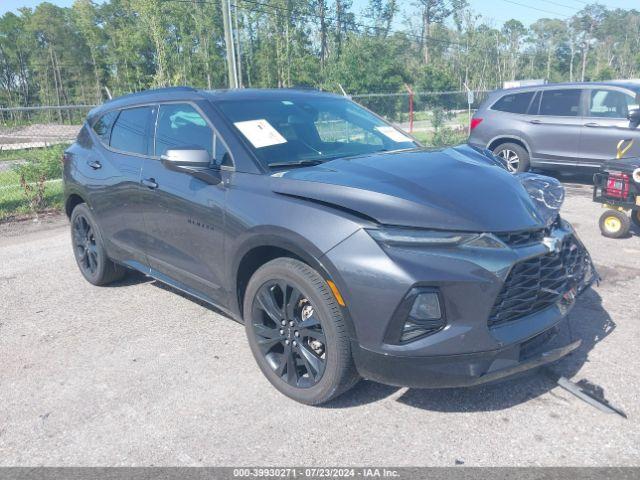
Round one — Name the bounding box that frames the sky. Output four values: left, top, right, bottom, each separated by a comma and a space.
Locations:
0, 0, 636, 26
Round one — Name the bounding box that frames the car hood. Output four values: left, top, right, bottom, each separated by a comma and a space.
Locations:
270, 145, 560, 232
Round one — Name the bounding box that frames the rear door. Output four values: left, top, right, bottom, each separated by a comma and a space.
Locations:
576, 87, 640, 166
527, 88, 583, 168
140, 102, 230, 305
88, 105, 154, 269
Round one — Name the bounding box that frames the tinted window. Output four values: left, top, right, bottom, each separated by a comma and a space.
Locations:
491, 91, 535, 114
539, 89, 581, 117
588, 89, 639, 118
92, 111, 118, 144
110, 107, 152, 155
213, 135, 233, 167
155, 103, 213, 157
217, 97, 416, 168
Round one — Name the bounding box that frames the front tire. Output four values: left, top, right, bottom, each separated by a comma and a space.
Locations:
599, 210, 630, 239
70, 203, 126, 285
493, 142, 530, 173
243, 258, 359, 405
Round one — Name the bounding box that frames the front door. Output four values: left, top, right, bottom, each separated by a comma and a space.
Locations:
140, 102, 228, 305
577, 88, 640, 166
528, 88, 583, 168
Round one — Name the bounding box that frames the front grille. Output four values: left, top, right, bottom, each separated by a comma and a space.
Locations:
488, 235, 589, 327
495, 228, 546, 247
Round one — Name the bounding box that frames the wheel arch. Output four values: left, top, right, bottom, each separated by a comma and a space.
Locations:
231, 228, 356, 338
65, 192, 88, 218
488, 136, 531, 155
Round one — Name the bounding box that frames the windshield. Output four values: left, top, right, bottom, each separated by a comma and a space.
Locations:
216, 96, 418, 168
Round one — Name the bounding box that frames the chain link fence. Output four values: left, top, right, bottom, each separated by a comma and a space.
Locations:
351, 90, 490, 136
0, 106, 91, 219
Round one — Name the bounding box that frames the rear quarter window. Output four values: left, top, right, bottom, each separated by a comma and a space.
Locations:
491, 91, 535, 114
92, 110, 118, 144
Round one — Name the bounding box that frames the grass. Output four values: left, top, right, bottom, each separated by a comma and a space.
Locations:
0, 144, 67, 221
412, 128, 468, 147
0, 148, 32, 162
0, 171, 63, 220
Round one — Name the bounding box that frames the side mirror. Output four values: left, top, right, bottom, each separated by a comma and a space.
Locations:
161, 148, 211, 168
627, 108, 640, 128
160, 148, 221, 185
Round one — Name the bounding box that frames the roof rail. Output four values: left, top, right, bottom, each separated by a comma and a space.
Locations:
105, 85, 198, 103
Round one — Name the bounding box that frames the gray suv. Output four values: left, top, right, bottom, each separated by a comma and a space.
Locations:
469, 81, 640, 172
64, 87, 596, 405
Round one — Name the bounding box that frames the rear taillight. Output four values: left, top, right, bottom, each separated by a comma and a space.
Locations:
605, 172, 630, 199
470, 118, 483, 130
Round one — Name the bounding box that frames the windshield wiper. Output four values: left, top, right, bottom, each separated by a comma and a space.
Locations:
268, 159, 325, 168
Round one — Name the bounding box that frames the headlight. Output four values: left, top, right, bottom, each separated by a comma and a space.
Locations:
633, 167, 640, 184
366, 227, 505, 248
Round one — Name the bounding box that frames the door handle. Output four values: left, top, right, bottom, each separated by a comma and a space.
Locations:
529, 119, 542, 125
584, 122, 600, 127
141, 178, 158, 189
87, 160, 101, 170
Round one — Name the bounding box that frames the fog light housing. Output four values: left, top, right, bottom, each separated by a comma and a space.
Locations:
386, 288, 446, 344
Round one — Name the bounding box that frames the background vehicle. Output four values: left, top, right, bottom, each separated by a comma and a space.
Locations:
64, 87, 595, 405
468, 81, 640, 173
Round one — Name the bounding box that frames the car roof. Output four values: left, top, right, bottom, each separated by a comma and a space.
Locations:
493, 80, 640, 95
87, 86, 344, 121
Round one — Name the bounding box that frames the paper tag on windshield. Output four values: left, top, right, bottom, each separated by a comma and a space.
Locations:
375, 126, 412, 143
234, 119, 287, 148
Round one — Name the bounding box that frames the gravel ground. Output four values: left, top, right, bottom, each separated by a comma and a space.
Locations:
1, 177, 639, 467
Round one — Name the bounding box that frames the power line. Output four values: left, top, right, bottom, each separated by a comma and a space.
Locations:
499, 0, 570, 18
235, 0, 467, 47
538, 0, 579, 11
160, 0, 466, 48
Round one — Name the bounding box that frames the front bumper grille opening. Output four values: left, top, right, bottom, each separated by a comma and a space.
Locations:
489, 235, 589, 327
495, 228, 546, 247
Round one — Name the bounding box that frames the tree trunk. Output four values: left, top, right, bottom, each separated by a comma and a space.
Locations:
318, 0, 328, 66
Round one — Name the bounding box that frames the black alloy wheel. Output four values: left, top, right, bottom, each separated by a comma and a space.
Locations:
73, 213, 99, 277
244, 258, 359, 405
70, 203, 126, 285
252, 280, 327, 388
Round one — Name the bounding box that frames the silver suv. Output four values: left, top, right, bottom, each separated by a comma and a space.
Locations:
468, 81, 640, 172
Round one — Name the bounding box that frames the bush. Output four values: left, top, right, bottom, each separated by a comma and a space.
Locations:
11, 144, 66, 214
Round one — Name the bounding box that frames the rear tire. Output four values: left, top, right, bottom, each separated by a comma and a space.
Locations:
599, 210, 630, 239
243, 258, 359, 405
493, 142, 530, 173
70, 203, 126, 285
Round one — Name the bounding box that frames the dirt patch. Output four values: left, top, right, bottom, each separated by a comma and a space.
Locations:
0, 210, 66, 238
595, 264, 640, 285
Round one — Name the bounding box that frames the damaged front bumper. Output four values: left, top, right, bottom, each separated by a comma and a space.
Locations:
327, 216, 598, 389
352, 318, 582, 388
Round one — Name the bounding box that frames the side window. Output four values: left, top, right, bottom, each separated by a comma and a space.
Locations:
491, 91, 535, 114
588, 89, 638, 118
155, 103, 213, 158
110, 107, 152, 155
92, 110, 118, 144
539, 89, 581, 117
213, 135, 233, 167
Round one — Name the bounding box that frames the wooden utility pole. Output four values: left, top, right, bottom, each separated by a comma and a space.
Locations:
233, 2, 243, 88
222, 0, 239, 88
